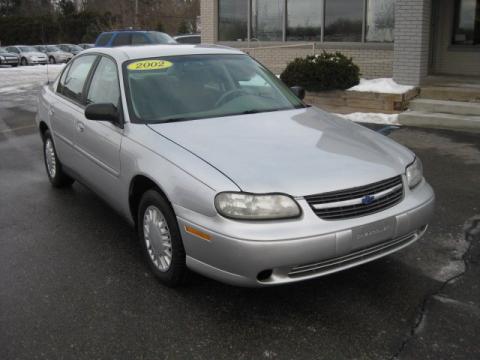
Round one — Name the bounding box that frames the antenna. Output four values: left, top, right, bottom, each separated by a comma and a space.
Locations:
46, 59, 50, 85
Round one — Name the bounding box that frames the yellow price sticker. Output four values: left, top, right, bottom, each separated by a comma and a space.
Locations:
127, 60, 173, 71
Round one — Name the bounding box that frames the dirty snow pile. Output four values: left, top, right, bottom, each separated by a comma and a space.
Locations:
336, 112, 400, 125
0, 64, 65, 94
348, 78, 414, 94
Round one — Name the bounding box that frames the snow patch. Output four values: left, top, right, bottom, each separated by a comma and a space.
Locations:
348, 78, 414, 94
335, 112, 400, 125
0, 64, 65, 92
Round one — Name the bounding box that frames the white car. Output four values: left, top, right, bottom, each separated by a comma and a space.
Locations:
6, 45, 48, 65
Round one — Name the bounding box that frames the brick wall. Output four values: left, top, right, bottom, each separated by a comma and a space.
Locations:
393, 0, 431, 85
240, 46, 393, 78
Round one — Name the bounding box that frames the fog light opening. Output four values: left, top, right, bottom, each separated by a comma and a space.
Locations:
257, 269, 273, 282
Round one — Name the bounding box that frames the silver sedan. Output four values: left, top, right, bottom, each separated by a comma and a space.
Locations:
35, 45, 434, 287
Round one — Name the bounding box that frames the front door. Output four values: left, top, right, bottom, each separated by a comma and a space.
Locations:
74, 56, 123, 208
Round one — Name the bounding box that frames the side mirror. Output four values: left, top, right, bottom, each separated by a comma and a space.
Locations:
85, 103, 121, 126
290, 86, 306, 100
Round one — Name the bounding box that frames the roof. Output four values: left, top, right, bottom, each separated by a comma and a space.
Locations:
81, 44, 245, 62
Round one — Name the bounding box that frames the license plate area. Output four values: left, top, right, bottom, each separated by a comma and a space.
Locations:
352, 217, 396, 250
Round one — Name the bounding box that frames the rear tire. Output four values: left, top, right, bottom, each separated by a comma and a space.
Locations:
138, 190, 187, 287
43, 130, 74, 188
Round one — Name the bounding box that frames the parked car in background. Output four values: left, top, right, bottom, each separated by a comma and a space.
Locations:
34, 45, 72, 64
5, 45, 47, 65
174, 34, 201, 44
78, 43, 94, 50
0, 47, 20, 67
58, 44, 83, 56
35, 45, 434, 287
94, 30, 177, 47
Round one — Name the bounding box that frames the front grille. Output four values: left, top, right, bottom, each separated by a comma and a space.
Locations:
287, 228, 423, 278
305, 176, 404, 220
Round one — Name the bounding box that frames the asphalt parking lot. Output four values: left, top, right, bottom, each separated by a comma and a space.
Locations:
1, 79, 479, 359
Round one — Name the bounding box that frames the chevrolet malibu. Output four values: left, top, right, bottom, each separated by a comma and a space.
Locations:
35, 45, 435, 287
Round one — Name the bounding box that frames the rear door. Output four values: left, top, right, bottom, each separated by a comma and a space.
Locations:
50, 55, 97, 169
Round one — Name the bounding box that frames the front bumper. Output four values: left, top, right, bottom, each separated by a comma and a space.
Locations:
176, 179, 435, 287
0, 58, 19, 65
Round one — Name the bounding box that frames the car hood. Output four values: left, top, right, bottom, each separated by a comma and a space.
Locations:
0, 52, 18, 57
148, 107, 414, 196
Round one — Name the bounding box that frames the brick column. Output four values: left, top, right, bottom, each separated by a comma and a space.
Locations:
393, 0, 431, 85
201, 0, 218, 44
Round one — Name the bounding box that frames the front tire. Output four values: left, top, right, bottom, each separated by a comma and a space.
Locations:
43, 130, 74, 188
138, 190, 187, 287
20, 57, 28, 66
49, 56, 56, 64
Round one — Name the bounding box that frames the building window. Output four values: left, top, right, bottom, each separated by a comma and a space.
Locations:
366, 0, 395, 42
218, 0, 248, 41
217, 0, 395, 43
286, 0, 322, 41
453, 0, 480, 45
252, 0, 284, 41
324, 0, 364, 42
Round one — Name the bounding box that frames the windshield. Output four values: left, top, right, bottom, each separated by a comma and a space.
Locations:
0, 48, 8, 53
47, 45, 61, 52
124, 54, 304, 124
147, 32, 177, 44
19, 46, 37, 52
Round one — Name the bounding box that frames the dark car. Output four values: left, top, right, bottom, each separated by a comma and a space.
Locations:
0, 47, 19, 67
174, 34, 201, 44
94, 30, 177, 47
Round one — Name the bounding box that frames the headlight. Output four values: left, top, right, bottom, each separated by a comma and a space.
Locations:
214, 192, 301, 220
406, 157, 423, 188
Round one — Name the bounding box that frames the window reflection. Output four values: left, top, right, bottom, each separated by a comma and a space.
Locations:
218, 0, 248, 41
366, 0, 394, 42
286, 0, 322, 41
252, 0, 284, 41
453, 0, 480, 45
324, 0, 364, 42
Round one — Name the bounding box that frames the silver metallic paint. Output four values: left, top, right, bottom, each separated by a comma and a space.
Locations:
35, 45, 435, 287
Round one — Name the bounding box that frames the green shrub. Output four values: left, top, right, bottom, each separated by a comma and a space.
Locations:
280, 52, 360, 92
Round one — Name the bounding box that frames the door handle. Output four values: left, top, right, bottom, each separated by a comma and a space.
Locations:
76, 122, 85, 132
48, 108, 54, 116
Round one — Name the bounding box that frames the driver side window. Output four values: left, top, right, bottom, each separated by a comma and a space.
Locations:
86, 57, 120, 106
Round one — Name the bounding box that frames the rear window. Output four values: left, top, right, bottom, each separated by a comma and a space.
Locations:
112, 33, 131, 47
96, 33, 114, 46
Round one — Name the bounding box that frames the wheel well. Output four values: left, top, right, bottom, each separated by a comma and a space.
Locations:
39, 122, 48, 141
129, 175, 171, 225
